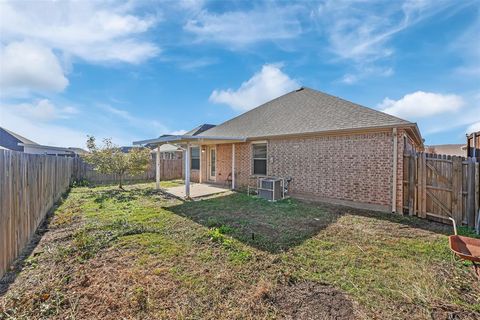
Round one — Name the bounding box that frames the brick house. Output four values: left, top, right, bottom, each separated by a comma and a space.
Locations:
134, 87, 423, 213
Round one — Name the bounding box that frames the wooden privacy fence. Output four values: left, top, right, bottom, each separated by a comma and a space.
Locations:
0, 150, 183, 278
72, 157, 183, 184
403, 152, 479, 227
160, 158, 183, 180
0, 150, 74, 278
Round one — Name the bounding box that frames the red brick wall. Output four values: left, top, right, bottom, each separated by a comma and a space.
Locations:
193, 129, 418, 212
267, 132, 395, 208
190, 170, 199, 183
215, 144, 232, 184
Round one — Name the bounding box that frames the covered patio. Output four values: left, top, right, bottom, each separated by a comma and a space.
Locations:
133, 134, 246, 199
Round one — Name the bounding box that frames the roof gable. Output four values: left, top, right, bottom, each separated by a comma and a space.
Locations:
0, 127, 38, 145
200, 87, 412, 139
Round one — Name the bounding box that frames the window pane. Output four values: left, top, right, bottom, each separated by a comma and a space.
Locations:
191, 159, 200, 170
253, 144, 267, 158
253, 159, 267, 175
191, 147, 200, 170
191, 147, 200, 158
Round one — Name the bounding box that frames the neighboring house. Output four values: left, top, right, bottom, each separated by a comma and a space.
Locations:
184, 124, 216, 136
123, 143, 183, 160
0, 126, 38, 152
0, 126, 86, 157
135, 87, 423, 213
151, 143, 183, 160
425, 144, 466, 157
21, 144, 85, 157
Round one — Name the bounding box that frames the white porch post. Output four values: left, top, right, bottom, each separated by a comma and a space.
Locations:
185, 142, 191, 198
156, 145, 161, 189
231, 143, 235, 190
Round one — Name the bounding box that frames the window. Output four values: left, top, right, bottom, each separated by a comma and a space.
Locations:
191, 147, 200, 170
252, 143, 267, 175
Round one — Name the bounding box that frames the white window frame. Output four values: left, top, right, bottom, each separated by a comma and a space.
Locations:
251, 141, 268, 176
191, 146, 200, 170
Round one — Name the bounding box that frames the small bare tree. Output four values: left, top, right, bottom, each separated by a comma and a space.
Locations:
84, 136, 151, 189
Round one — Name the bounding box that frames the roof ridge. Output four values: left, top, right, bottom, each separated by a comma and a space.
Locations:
200, 87, 302, 136
300, 87, 412, 124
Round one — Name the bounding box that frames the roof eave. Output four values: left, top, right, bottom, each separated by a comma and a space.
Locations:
133, 135, 246, 146
240, 123, 420, 141
20, 143, 76, 153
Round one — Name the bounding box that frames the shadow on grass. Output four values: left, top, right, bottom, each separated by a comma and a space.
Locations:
168, 192, 454, 254
168, 193, 340, 253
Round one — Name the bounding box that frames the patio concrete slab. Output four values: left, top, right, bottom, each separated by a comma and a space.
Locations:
165, 183, 231, 199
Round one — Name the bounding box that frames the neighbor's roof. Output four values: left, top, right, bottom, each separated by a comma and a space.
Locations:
199, 87, 415, 139
184, 124, 216, 136
426, 144, 467, 157
0, 127, 38, 145
150, 143, 182, 153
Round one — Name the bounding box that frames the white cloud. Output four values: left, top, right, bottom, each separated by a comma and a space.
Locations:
467, 121, 480, 134
341, 67, 394, 84
0, 103, 87, 147
315, 0, 455, 63
209, 64, 300, 111
99, 104, 169, 132
378, 91, 464, 119
12, 99, 78, 122
0, 1, 159, 64
170, 129, 188, 135
0, 41, 68, 96
184, 6, 302, 47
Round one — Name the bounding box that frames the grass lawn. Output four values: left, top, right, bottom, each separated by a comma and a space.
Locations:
1, 182, 479, 319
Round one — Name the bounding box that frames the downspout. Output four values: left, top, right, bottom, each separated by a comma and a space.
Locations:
392, 128, 398, 213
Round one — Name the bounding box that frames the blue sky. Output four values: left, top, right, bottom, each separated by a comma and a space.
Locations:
0, 0, 479, 148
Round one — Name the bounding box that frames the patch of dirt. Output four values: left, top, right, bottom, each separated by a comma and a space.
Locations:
429, 305, 480, 320
271, 281, 357, 320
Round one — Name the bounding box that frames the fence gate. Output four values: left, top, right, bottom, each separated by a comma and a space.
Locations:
403, 152, 479, 227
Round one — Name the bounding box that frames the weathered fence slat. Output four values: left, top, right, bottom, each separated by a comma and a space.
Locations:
0, 150, 184, 279
404, 151, 479, 227
467, 157, 476, 227
0, 150, 73, 278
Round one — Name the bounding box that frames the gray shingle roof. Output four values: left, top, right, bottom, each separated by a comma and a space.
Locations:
185, 124, 216, 136
0, 126, 38, 145
199, 87, 412, 139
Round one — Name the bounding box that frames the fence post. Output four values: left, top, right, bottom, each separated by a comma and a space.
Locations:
475, 161, 479, 234
452, 156, 463, 223
417, 152, 426, 218
408, 152, 415, 216
467, 157, 476, 227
